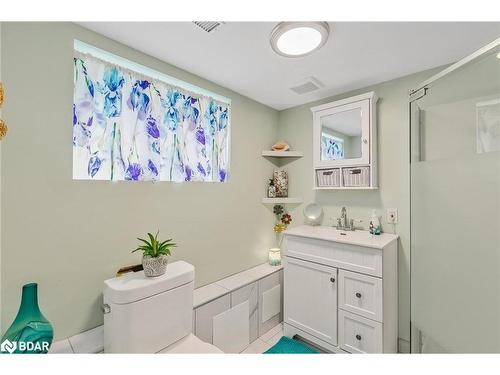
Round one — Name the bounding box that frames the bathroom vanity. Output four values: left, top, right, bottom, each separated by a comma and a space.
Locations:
282, 225, 398, 353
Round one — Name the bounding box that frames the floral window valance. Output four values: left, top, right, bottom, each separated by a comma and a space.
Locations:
73, 52, 230, 182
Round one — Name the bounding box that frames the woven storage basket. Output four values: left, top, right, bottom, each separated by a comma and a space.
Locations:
342, 166, 370, 187
316, 168, 341, 188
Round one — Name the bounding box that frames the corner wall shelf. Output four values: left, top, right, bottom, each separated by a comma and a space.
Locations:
261, 150, 303, 158
262, 197, 303, 204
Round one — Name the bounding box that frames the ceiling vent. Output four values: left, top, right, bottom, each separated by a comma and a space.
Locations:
193, 21, 224, 33
290, 77, 324, 95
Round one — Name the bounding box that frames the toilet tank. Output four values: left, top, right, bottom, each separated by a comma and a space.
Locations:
103, 261, 195, 353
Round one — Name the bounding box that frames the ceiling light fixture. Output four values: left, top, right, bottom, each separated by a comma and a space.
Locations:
270, 22, 330, 58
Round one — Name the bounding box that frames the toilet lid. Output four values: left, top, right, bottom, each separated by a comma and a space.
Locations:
104, 261, 194, 304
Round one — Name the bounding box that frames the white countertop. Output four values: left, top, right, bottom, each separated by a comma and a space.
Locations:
283, 225, 398, 249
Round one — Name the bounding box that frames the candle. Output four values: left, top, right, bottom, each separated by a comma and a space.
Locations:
268, 248, 281, 266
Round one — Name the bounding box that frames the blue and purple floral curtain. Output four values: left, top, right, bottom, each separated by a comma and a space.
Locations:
73, 53, 230, 182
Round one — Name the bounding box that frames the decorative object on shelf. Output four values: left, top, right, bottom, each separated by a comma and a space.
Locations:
281, 213, 292, 225
267, 179, 276, 198
273, 170, 288, 197
0, 119, 8, 141
0, 82, 7, 141
132, 231, 176, 277
303, 203, 323, 226
0, 82, 4, 107
272, 204, 292, 245
1, 283, 53, 354
273, 204, 284, 216
369, 210, 382, 235
271, 141, 290, 151
268, 248, 282, 266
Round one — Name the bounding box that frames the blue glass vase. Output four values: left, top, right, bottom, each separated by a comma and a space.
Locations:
1, 283, 53, 354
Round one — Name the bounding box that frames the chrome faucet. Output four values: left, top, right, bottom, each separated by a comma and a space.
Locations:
336, 206, 355, 231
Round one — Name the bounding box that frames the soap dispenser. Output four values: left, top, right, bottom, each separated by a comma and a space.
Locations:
369, 210, 381, 235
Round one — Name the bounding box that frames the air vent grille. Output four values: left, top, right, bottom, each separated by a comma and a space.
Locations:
290, 77, 324, 95
193, 21, 224, 33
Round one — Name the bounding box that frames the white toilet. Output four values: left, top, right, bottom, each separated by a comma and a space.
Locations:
103, 261, 222, 353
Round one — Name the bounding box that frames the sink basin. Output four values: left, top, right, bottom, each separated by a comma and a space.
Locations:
283, 225, 398, 249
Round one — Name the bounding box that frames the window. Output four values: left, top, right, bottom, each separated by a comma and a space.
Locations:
321, 133, 344, 160
73, 41, 231, 182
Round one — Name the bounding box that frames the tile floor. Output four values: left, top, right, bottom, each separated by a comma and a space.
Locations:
49, 323, 283, 354
241, 323, 283, 354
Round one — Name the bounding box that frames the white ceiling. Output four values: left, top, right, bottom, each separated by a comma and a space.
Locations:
79, 22, 500, 110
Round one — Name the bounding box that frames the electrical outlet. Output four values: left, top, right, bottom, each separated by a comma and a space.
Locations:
386, 208, 398, 224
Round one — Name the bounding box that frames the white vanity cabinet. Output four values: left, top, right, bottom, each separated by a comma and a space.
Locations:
282, 225, 398, 353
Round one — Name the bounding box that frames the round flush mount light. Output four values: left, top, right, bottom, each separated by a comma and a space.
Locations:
270, 22, 330, 58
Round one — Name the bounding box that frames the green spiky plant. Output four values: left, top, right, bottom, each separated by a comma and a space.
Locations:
132, 231, 176, 258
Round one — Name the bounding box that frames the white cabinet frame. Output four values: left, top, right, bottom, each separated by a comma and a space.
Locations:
311, 91, 378, 189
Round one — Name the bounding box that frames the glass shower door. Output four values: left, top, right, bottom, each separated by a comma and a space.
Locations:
410, 41, 500, 353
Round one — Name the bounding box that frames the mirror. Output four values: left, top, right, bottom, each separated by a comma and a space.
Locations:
320, 107, 362, 161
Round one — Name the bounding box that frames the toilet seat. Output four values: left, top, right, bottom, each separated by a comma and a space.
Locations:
159, 334, 223, 354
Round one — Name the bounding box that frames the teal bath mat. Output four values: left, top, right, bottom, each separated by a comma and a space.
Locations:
264, 336, 319, 354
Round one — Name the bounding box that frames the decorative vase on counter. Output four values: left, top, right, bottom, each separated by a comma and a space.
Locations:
1, 283, 53, 354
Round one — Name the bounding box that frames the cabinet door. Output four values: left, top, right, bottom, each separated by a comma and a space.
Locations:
213, 301, 250, 353
313, 98, 371, 168
194, 294, 230, 344
284, 257, 338, 346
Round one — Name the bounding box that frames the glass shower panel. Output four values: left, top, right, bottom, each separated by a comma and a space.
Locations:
410, 45, 500, 353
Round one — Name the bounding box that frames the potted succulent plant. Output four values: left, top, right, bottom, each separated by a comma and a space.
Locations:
132, 231, 176, 277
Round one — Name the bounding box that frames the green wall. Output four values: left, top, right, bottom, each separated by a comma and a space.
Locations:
1, 22, 279, 339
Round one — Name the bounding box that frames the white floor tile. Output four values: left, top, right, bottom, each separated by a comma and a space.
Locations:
49, 339, 74, 354
68, 325, 103, 353
241, 339, 272, 354
266, 331, 283, 346
259, 322, 283, 343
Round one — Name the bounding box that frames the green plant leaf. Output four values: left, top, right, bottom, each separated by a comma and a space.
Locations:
137, 237, 152, 246
132, 232, 176, 257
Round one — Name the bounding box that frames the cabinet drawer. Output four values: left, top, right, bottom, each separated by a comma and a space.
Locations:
339, 310, 382, 353
284, 235, 382, 277
339, 270, 383, 322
